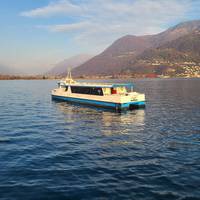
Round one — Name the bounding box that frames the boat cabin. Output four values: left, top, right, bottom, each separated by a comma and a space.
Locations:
58, 82, 133, 96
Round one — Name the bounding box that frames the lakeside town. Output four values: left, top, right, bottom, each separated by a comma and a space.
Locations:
1, 62, 199, 81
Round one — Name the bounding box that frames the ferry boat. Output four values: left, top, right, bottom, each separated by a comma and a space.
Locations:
51, 71, 145, 111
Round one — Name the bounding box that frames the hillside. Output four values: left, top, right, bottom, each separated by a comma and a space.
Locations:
73, 20, 200, 77
138, 32, 200, 62
72, 35, 156, 76
129, 31, 200, 76
47, 54, 93, 76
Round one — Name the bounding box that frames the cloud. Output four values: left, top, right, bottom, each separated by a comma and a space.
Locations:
40, 21, 91, 32
20, 0, 81, 17
21, 0, 195, 52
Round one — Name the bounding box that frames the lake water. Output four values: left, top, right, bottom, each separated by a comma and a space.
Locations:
0, 78, 200, 200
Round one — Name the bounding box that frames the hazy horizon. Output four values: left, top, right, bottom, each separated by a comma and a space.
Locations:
1, 0, 200, 75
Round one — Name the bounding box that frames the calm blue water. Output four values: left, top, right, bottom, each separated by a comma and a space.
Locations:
0, 78, 200, 200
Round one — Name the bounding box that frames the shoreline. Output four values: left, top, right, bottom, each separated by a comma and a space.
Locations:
0, 75, 199, 80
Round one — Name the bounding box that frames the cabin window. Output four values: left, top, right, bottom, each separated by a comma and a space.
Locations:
126, 86, 134, 92
61, 85, 67, 88
59, 83, 68, 91
102, 88, 111, 95
71, 86, 103, 96
111, 88, 117, 94
116, 87, 126, 94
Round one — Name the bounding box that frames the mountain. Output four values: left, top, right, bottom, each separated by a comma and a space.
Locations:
73, 20, 200, 77
72, 35, 154, 76
0, 64, 20, 75
72, 35, 156, 76
139, 32, 200, 62
47, 54, 94, 76
125, 31, 200, 75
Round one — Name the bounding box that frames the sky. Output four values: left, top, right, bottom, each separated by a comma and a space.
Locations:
0, 0, 200, 74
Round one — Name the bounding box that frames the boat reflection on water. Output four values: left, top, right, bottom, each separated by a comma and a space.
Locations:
99, 109, 145, 136
53, 101, 145, 137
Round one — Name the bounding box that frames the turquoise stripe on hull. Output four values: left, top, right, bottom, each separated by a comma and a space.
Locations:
52, 95, 145, 110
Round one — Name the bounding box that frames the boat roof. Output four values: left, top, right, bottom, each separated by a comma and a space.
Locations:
59, 80, 134, 88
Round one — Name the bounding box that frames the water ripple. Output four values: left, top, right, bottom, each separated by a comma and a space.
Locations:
0, 79, 200, 199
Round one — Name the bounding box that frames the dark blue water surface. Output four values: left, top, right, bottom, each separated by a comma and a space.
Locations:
0, 78, 200, 200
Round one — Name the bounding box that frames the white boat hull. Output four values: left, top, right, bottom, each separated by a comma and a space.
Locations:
52, 89, 145, 111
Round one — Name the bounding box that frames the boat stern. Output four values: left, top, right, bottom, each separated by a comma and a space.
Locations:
119, 92, 145, 110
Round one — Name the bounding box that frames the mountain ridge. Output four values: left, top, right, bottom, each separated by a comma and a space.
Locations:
72, 20, 200, 77
47, 54, 94, 76
0, 64, 20, 75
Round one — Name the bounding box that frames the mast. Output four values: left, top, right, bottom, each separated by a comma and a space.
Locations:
65, 67, 76, 84
67, 67, 72, 80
